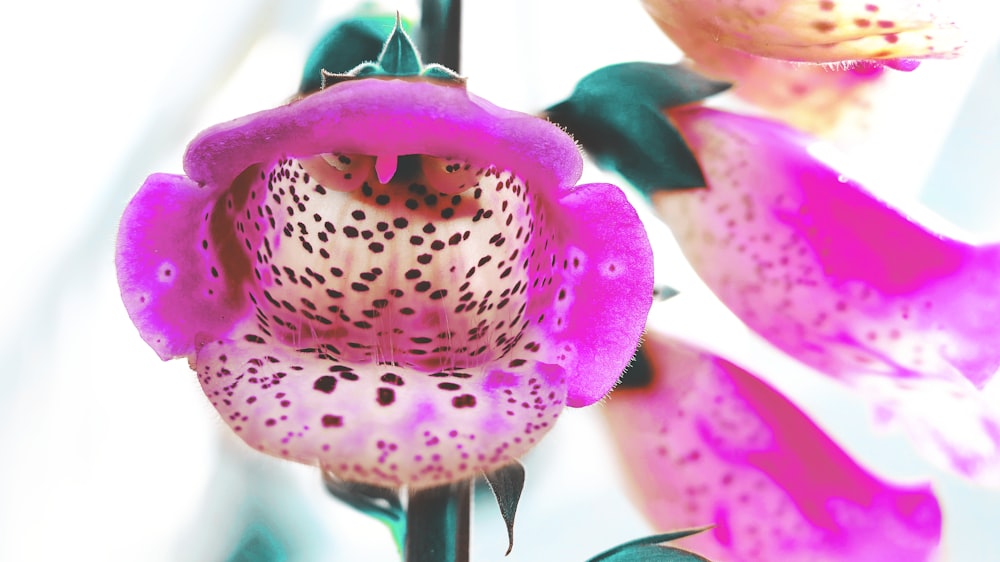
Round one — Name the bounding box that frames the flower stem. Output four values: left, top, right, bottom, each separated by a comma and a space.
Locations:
419, 0, 461, 72
404, 479, 471, 562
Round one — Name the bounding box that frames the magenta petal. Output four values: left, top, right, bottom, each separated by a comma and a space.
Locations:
116, 172, 252, 359
116, 78, 652, 487
194, 317, 567, 488
605, 334, 942, 562
656, 106, 1000, 391
184, 79, 582, 201
554, 183, 654, 406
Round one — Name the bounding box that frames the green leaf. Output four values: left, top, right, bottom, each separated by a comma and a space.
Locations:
315, 13, 464, 88
590, 544, 712, 562
379, 14, 424, 76
545, 63, 729, 193
587, 527, 715, 562
654, 285, 680, 301
483, 461, 526, 556
299, 14, 403, 95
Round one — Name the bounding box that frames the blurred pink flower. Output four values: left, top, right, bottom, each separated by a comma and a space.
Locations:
641, 0, 964, 138
605, 332, 943, 562
652, 105, 1000, 483
642, 0, 964, 65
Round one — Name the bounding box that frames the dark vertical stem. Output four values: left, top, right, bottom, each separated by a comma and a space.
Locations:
419, 0, 462, 72
404, 479, 471, 562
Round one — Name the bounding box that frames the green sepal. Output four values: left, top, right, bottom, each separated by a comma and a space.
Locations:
587, 527, 715, 562
321, 15, 464, 88
590, 545, 712, 562
379, 17, 424, 75
483, 461, 526, 556
546, 63, 730, 194
298, 14, 407, 95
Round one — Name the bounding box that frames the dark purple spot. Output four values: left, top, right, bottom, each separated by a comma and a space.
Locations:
314, 376, 337, 393
381, 373, 405, 386
377, 388, 396, 406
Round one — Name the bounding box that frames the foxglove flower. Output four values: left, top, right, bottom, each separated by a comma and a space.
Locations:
115, 28, 653, 489
641, 0, 965, 65
654, 105, 1000, 483
639, 1, 965, 139
655, 34, 891, 139
605, 332, 943, 562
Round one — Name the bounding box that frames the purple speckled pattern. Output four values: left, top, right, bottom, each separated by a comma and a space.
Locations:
605, 333, 942, 562
655, 105, 1000, 483
115, 78, 653, 488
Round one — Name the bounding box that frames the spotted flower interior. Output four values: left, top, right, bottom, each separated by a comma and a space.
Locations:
116, 78, 653, 488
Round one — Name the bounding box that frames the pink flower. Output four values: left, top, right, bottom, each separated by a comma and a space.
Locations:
652, 105, 1000, 483
605, 332, 943, 561
661, 37, 892, 139
115, 76, 653, 488
640, 0, 965, 139
642, 0, 964, 65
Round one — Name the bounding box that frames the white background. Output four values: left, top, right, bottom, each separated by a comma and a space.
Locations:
1, 1, 999, 560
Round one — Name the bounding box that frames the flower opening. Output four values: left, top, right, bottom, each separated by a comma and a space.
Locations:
116, 78, 653, 488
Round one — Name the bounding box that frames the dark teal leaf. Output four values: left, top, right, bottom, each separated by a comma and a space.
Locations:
483, 461, 526, 556
422, 64, 463, 81
315, 14, 464, 87
587, 527, 715, 562
589, 544, 712, 562
299, 15, 401, 95
654, 285, 680, 301
617, 342, 654, 390
321, 470, 405, 553
545, 63, 730, 194
379, 15, 424, 76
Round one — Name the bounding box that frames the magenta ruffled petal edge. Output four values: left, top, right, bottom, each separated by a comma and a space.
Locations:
555, 183, 654, 407
184, 79, 584, 200
116, 173, 250, 359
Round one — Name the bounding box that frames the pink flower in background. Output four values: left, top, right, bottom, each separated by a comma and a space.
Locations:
652, 105, 1000, 483
658, 35, 892, 139
642, 0, 965, 65
605, 332, 943, 562
115, 76, 653, 489
640, 0, 965, 139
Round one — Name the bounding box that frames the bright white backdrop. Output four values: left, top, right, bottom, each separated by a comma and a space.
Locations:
1, 1, 999, 560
